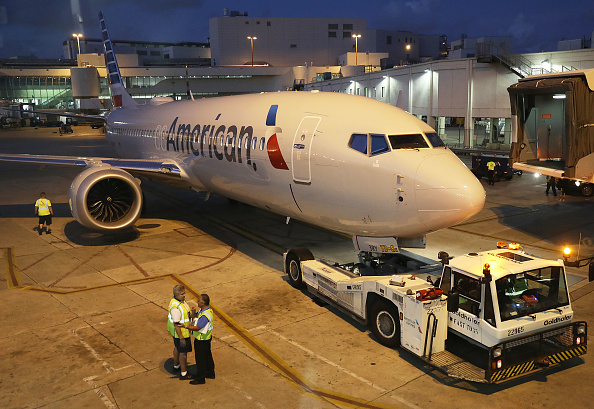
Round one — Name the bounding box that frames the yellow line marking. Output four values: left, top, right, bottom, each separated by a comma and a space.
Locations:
3, 246, 399, 408
171, 274, 398, 409
3, 247, 22, 288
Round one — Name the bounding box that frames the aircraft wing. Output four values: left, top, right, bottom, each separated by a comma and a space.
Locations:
0, 153, 195, 189
21, 108, 105, 121
0, 154, 178, 173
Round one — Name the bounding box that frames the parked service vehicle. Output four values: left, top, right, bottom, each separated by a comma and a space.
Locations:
556, 178, 594, 197
284, 242, 587, 383
471, 154, 516, 182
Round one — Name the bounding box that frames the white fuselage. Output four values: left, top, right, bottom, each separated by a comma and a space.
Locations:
105, 91, 485, 238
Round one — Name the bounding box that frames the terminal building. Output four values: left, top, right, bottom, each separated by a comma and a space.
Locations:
0, 11, 593, 150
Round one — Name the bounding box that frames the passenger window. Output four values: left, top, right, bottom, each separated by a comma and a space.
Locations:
388, 134, 429, 149
252, 137, 258, 150
425, 132, 445, 147
370, 134, 390, 156
260, 137, 265, 150
453, 271, 481, 316
349, 133, 367, 154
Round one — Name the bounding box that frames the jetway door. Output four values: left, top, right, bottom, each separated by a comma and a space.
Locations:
535, 95, 565, 160
292, 116, 320, 184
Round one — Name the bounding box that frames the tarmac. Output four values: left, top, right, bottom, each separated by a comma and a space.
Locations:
1, 126, 594, 409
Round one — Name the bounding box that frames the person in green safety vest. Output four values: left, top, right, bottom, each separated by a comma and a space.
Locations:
167, 284, 194, 380
34, 192, 53, 235
486, 156, 500, 186
183, 293, 215, 385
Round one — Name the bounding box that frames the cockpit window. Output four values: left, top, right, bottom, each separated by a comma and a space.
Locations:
349, 133, 367, 154
370, 134, 390, 156
387, 134, 429, 149
425, 132, 446, 147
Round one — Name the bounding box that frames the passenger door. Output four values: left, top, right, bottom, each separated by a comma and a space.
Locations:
292, 116, 321, 184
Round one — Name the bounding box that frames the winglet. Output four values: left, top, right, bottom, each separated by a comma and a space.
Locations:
99, 11, 137, 108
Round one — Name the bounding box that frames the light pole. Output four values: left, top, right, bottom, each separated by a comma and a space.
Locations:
247, 36, 257, 66
352, 34, 361, 65
72, 33, 83, 67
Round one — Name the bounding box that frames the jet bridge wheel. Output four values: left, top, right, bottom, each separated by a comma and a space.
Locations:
370, 300, 400, 348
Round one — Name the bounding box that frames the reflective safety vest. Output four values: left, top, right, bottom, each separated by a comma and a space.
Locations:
36, 198, 51, 216
167, 298, 190, 338
192, 307, 214, 341
486, 161, 496, 171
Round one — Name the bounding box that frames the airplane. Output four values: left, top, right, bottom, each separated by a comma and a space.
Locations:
0, 12, 485, 253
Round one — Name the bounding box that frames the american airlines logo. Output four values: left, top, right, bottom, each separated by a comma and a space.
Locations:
160, 109, 288, 171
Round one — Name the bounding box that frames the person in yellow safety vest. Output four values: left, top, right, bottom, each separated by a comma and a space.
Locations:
486, 155, 500, 186
182, 293, 215, 385
167, 284, 195, 380
34, 192, 53, 235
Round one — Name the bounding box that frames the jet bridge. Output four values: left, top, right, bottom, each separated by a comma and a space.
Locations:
508, 69, 594, 183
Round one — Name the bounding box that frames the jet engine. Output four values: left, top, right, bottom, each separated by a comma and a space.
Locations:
68, 165, 143, 231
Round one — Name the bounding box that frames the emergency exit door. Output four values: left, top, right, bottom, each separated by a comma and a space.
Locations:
292, 116, 320, 183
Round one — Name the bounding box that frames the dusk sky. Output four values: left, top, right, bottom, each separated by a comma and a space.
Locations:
0, 0, 592, 59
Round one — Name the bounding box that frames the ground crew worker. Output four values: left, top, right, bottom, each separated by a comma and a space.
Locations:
486, 157, 499, 186
184, 293, 215, 385
546, 176, 557, 196
167, 284, 193, 380
35, 192, 53, 235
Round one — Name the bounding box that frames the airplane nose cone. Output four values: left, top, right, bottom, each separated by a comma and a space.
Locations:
414, 152, 485, 232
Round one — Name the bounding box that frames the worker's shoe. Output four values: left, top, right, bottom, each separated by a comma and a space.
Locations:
46, 229, 52, 234
205, 373, 215, 379
38, 229, 43, 235
190, 378, 206, 385
179, 373, 192, 380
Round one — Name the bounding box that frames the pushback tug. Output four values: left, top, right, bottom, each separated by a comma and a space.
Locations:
284, 242, 587, 383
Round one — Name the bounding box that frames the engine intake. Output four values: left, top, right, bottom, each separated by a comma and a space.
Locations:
68, 165, 143, 231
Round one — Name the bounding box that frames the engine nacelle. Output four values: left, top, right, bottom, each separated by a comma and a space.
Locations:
68, 165, 143, 231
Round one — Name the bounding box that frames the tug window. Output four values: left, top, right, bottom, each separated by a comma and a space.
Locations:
453, 271, 481, 316
388, 134, 429, 149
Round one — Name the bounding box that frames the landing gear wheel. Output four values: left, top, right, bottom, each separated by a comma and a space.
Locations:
286, 254, 304, 288
370, 300, 400, 347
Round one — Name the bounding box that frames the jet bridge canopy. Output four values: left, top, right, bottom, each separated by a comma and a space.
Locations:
508, 70, 594, 180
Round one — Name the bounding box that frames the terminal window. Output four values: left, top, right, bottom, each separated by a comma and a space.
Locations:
343, 23, 353, 30
328, 23, 338, 30
343, 31, 351, 38
328, 32, 337, 38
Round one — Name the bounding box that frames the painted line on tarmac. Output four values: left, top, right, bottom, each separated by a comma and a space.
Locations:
48, 246, 109, 287
3, 247, 22, 288
171, 274, 399, 409
4, 245, 398, 408
117, 246, 149, 277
